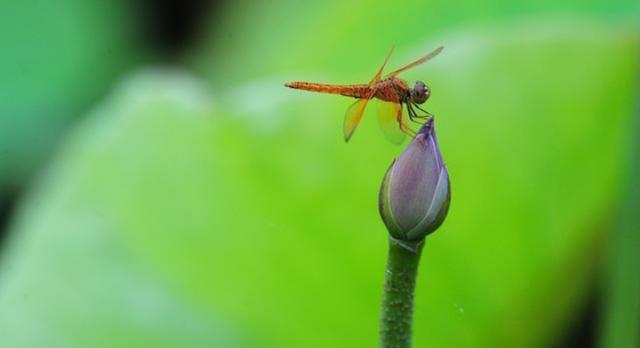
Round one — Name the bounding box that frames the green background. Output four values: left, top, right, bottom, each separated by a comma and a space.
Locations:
0, 1, 638, 347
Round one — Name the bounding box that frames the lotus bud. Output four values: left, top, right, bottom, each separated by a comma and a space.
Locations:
379, 118, 451, 241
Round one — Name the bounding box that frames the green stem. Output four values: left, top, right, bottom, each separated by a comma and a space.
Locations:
380, 237, 424, 348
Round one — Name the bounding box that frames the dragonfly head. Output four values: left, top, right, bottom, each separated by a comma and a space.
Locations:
410, 81, 430, 104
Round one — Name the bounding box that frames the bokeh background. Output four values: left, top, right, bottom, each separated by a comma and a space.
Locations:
0, 1, 638, 347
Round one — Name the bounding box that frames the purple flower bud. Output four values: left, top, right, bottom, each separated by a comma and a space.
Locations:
378, 119, 451, 241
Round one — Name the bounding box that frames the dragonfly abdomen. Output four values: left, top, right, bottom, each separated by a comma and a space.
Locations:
285, 81, 371, 99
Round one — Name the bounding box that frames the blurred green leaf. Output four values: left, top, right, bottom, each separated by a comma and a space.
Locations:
0, 20, 638, 348
189, 0, 639, 88
599, 89, 640, 348
0, 0, 142, 189
0, 70, 250, 348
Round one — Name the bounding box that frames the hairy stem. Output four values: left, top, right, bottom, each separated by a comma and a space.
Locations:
379, 238, 424, 348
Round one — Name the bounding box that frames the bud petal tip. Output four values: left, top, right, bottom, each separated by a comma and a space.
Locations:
379, 119, 450, 241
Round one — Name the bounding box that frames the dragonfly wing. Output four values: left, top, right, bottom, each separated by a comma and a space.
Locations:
369, 46, 395, 85
385, 46, 443, 78
376, 101, 406, 145
343, 98, 370, 142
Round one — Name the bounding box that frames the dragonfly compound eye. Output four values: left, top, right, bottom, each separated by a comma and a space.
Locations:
412, 81, 429, 104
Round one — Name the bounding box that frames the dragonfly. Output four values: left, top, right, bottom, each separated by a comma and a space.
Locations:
284, 46, 443, 144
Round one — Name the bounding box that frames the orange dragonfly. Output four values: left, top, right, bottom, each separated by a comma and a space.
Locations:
285, 46, 443, 144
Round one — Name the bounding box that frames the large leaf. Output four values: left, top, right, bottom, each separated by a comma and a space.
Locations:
0, 0, 142, 189
189, 0, 639, 87
0, 21, 637, 347
599, 86, 640, 348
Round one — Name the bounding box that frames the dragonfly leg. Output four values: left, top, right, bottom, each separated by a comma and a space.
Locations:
400, 123, 416, 137
413, 103, 434, 119
398, 113, 416, 137
406, 103, 426, 125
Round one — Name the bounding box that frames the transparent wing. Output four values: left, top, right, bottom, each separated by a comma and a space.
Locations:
376, 101, 406, 145
369, 46, 394, 85
343, 98, 370, 142
385, 46, 443, 78
342, 47, 396, 142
